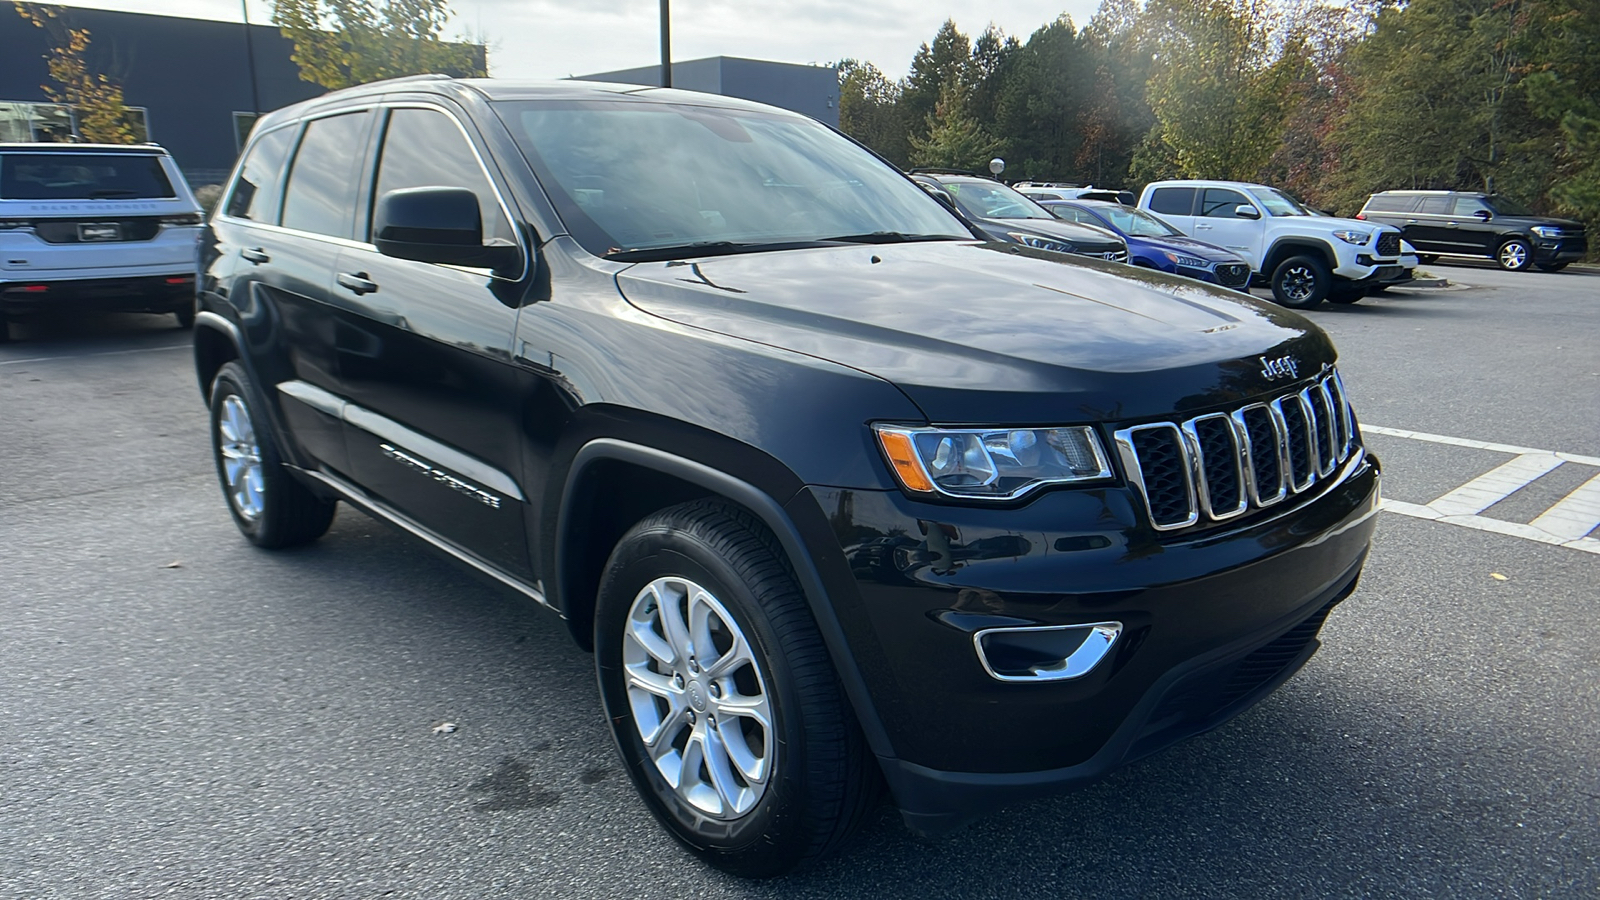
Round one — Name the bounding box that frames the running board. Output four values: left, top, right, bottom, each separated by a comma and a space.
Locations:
295, 466, 562, 618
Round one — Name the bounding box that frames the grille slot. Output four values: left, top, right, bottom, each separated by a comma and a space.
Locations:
1115, 370, 1357, 532
1376, 232, 1401, 257
1214, 264, 1251, 288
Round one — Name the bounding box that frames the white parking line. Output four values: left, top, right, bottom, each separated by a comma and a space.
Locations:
1366, 424, 1600, 555
0, 343, 190, 366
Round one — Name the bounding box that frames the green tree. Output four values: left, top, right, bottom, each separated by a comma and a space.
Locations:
1141, 0, 1305, 181
992, 16, 1096, 181
838, 59, 910, 167
908, 80, 1004, 171
1520, 0, 1600, 218
13, 3, 139, 143
271, 0, 486, 90
902, 20, 977, 134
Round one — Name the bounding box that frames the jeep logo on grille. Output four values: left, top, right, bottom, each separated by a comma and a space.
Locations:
1259, 354, 1299, 381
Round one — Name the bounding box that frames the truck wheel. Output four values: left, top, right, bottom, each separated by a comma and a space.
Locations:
594, 500, 877, 877
1496, 238, 1532, 271
1271, 255, 1331, 309
209, 362, 336, 547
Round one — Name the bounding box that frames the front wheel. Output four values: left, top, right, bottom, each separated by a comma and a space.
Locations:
1271, 255, 1331, 309
209, 362, 336, 547
1496, 238, 1533, 271
595, 500, 877, 877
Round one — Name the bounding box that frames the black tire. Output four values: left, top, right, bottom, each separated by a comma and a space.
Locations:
1536, 262, 1569, 273
0, 318, 11, 343
1496, 238, 1533, 271
208, 361, 336, 548
1270, 255, 1331, 309
1328, 292, 1364, 304
595, 499, 877, 877
174, 302, 195, 328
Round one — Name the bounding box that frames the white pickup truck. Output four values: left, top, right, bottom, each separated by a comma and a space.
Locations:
1137, 180, 1415, 309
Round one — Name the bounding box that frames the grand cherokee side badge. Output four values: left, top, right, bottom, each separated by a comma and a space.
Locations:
1259, 354, 1299, 381
380, 443, 503, 509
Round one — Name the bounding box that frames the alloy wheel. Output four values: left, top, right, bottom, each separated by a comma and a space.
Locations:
623, 576, 774, 819
217, 394, 265, 521
1281, 265, 1317, 303
1498, 241, 1529, 270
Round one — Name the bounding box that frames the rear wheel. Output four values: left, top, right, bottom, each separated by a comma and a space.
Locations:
1496, 238, 1533, 271
209, 361, 336, 548
1271, 255, 1331, 309
595, 500, 877, 877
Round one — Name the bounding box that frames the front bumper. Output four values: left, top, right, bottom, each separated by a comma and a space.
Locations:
793, 451, 1380, 833
1533, 236, 1587, 264
0, 273, 195, 316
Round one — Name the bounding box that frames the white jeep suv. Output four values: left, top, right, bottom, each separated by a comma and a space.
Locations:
1138, 180, 1413, 309
0, 143, 203, 340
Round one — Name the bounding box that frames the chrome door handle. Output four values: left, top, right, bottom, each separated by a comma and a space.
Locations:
1446, 222, 1459, 228
337, 272, 378, 295
241, 247, 269, 264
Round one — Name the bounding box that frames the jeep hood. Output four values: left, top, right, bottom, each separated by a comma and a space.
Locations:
615, 241, 1335, 424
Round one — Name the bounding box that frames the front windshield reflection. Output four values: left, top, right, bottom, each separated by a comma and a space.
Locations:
1091, 205, 1183, 237
1247, 187, 1311, 217
496, 101, 969, 258
946, 181, 1055, 220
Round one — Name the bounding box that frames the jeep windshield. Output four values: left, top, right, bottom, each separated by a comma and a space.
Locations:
496, 101, 971, 259
1246, 187, 1313, 217
0, 152, 175, 200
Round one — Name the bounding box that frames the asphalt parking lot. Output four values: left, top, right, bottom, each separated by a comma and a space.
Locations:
2, 262, 1597, 899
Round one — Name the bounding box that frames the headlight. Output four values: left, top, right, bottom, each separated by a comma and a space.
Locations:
1530, 225, 1561, 238
1332, 230, 1371, 245
1008, 232, 1073, 253
874, 424, 1113, 500
1162, 250, 1208, 268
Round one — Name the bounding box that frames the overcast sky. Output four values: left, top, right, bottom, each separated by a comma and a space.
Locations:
54, 0, 1102, 80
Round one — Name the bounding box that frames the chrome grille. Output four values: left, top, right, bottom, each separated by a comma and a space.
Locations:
1114, 369, 1359, 532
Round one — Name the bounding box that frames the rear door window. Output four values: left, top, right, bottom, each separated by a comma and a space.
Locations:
280, 111, 372, 239
0, 153, 174, 200
1200, 188, 1251, 218
1417, 196, 1452, 215
1148, 187, 1195, 216
224, 127, 295, 222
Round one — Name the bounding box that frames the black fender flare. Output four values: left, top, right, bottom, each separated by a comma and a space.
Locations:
1263, 238, 1338, 276
556, 437, 899, 761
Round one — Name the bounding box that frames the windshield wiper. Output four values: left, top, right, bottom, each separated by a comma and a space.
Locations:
604, 240, 832, 262
817, 231, 965, 244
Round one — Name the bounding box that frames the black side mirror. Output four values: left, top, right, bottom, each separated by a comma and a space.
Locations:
374, 186, 519, 271
1234, 204, 1262, 220
1473, 209, 1492, 221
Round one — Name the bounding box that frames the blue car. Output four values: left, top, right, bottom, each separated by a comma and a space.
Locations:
1039, 200, 1252, 291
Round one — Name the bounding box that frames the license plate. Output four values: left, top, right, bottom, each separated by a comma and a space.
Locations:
78, 223, 121, 242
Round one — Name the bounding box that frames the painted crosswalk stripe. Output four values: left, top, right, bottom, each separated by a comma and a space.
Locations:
1426, 453, 1565, 517
1361, 424, 1600, 467
1528, 472, 1600, 542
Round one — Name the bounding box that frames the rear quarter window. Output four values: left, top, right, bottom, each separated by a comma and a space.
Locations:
0, 153, 175, 200
224, 127, 296, 222
1148, 187, 1195, 216
1363, 194, 1417, 213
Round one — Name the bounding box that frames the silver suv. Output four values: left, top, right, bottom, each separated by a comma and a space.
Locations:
0, 143, 203, 340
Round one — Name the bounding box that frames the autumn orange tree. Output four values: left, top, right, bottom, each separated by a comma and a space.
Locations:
12, 2, 139, 143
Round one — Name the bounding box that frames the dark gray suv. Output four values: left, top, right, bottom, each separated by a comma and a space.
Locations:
1356, 190, 1587, 272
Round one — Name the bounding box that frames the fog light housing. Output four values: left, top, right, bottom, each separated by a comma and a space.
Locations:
974, 622, 1122, 682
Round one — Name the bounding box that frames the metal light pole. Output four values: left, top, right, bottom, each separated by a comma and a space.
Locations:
659, 0, 671, 88
241, 0, 261, 116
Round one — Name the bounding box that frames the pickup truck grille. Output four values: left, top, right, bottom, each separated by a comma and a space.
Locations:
1375, 232, 1401, 257
1113, 369, 1359, 531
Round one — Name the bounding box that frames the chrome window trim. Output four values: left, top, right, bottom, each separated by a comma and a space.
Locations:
369, 101, 530, 283
1182, 413, 1250, 521
1113, 422, 1199, 531
216, 120, 301, 228
973, 622, 1123, 683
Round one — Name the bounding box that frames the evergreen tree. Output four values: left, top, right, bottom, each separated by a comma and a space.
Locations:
908, 80, 1004, 171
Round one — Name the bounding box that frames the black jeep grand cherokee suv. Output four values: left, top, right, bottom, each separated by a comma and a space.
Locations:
195, 76, 1379, 877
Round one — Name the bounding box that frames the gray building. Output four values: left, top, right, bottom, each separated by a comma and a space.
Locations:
576, 56, 840, 127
